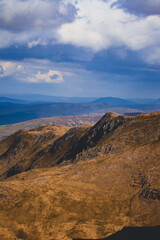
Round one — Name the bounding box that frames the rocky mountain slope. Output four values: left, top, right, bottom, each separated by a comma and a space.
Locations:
0, 112, 160, 239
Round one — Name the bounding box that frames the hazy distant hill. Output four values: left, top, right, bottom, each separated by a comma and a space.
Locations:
0, 94, 98, 103
152, 99, 160, 104
127, 98, 156, 104
0, 101, 143, 125
93, 97, 135, 107
0, 97, 29, 104
1, 94, 160, 125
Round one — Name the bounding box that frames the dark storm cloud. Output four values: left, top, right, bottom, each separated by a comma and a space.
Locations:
0, 0, 76, 32
0, 0, 160, 99
0, 0, 76, 48
118, 0, 160, 15
0, 0, 160, 54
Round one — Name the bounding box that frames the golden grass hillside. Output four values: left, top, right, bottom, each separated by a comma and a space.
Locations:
0, 112, 160, 240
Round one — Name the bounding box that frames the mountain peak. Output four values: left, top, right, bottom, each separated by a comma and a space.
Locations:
101, 112, 122, 120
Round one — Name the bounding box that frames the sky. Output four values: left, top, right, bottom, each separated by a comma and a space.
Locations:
0, 0, 160, 98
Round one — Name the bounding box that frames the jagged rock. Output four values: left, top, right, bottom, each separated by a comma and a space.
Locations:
140, 188, 160, 201
61, 113, 129, 162
75, 145, 115, 161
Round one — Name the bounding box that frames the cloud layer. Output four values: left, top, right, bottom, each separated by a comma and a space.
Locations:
0, 0, 160, 53
58, 0, 160, 54
0, 0, 75, 48
0, 60, 64, 84
0, 0, 160, 68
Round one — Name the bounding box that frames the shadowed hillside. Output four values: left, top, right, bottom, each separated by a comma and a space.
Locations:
0, 124, 91, 180
0, 112, 160, 239
74, 226, 160, 240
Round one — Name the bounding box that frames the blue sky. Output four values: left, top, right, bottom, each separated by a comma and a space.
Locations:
0, 0, 160, 98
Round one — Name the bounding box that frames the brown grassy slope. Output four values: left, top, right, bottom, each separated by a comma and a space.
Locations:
0, 113, 123, 180
0, 112, 160, 239
0, 125, 91, 180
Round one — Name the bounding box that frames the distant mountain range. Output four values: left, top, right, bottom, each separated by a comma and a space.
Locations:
0, 101, 143, 125
0, 94, 160, 125
0, 97, 29, 104
0, 94, 159, 104
0, 94, 97, 104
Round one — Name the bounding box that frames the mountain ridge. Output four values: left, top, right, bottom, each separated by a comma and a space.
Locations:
0, 112, 160, 239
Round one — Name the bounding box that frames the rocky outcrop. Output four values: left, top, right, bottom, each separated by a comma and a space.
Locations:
140, 188, 160, 201
60, 113, 129, 162
75, 145, 115, 161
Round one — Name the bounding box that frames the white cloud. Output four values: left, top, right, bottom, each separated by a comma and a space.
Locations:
0, 0, 75, 48
27, 39, 43, 48
0, 61, 18, 76
143, 48, 160, 65
28, 70, 64, 83
0, 0, 160, 66
0, 0, 75, 31
17, 65, 24, 71
0, 60, 65, 84
58, 0, 160, 52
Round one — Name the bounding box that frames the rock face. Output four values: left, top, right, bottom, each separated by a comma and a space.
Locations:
0, 112, 160, 239
60, 113, 129, 163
